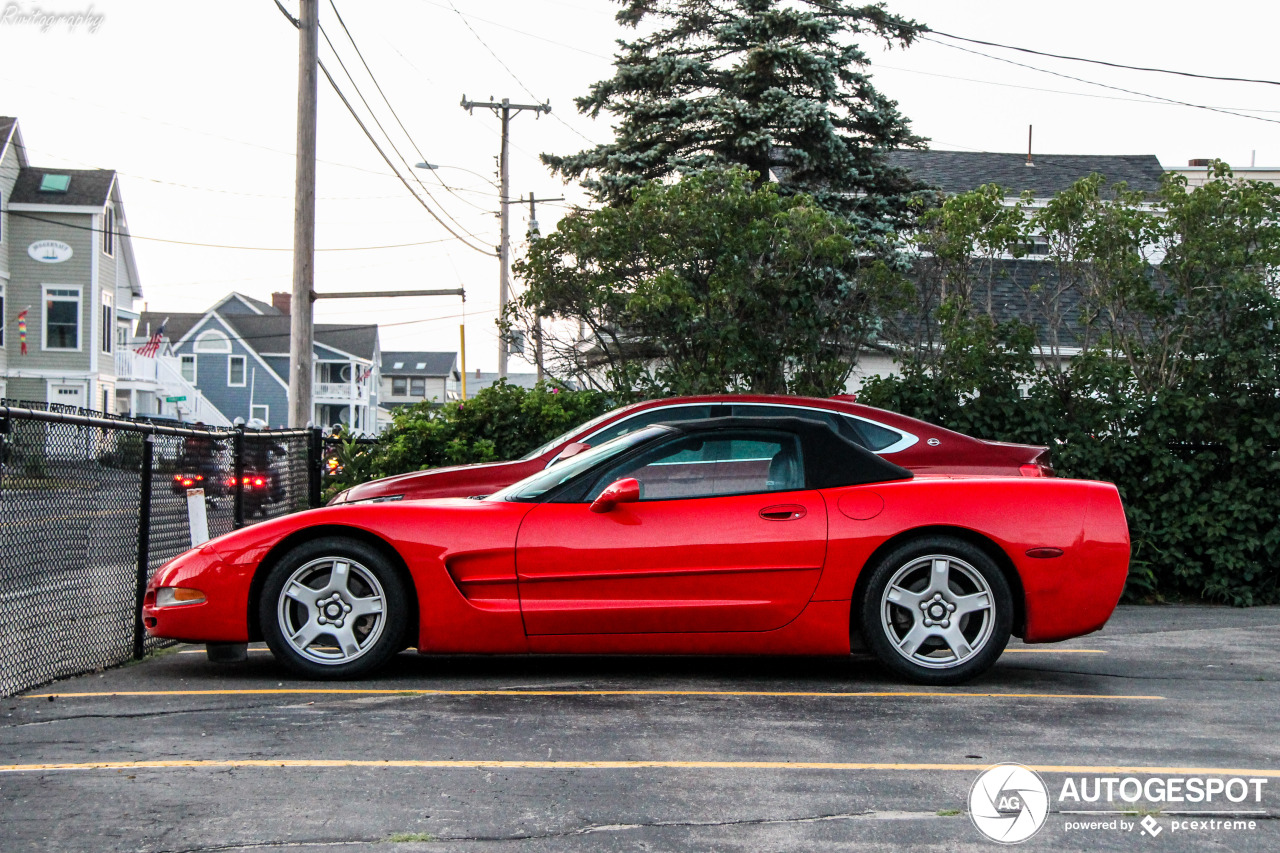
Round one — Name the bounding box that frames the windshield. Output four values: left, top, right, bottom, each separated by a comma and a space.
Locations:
517, 405, 630, 461
493, 426, 669, 501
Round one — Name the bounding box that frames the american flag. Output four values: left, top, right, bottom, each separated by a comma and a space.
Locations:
134, 317, 168, 358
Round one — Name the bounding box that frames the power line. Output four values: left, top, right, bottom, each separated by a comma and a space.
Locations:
315, 60, 497, 254
929, 30, 1280, 88
920, 36, 1280, 128
316, 20, 493, 241
872, 63, 1280, 115
420, 0, 613, 60
443, 0, 598, 146
325, 0, 494, 214
8, 211, 471, 252
272, 0, 495, 254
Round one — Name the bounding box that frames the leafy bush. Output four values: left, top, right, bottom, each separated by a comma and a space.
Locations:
326, 381, 614, 499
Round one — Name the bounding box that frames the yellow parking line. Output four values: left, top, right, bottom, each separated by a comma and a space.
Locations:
1, 759, 1275, 775
26, 688, 1162, 700
173, 647, 1108, 655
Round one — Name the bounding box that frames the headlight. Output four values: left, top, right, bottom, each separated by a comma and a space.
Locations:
155, 587, 207, 608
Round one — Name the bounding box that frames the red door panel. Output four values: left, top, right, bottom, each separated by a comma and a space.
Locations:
515, 492, 828, 634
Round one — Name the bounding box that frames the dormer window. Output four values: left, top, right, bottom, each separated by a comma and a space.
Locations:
102, 205, 115, 257
39, 174, 71, 193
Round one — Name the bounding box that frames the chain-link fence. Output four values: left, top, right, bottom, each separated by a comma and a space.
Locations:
0, 404, 324, 696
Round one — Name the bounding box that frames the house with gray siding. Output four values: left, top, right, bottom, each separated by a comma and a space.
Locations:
0, 116, 144, 412
138, 292, 381, 434
380, 351, 458, 408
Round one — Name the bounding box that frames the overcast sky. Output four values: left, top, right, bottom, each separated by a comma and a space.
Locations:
4, 0, 1278, 371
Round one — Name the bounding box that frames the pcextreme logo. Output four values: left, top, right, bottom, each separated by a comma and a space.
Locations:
969, 763, 1050, 844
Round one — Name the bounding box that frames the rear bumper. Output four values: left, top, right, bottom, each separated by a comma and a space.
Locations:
1021, 484, 1130, 643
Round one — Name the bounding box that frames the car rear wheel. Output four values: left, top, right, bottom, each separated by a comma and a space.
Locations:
260, 537, 408, 679
860, 536, 1012, 685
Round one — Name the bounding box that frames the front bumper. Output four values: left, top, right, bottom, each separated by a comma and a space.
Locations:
143, 542, 252, 643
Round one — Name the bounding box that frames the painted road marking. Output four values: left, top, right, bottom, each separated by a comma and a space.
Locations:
0, 759, 1274, 775
26, 688, 1162, 700
174, 648, 1110, 655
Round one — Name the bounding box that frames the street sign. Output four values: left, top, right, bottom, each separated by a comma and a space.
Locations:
165, 396, 187, 403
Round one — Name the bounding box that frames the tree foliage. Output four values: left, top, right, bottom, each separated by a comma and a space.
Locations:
545, 0, 926, 232
509, 168, 903, 397
862, 165, 1280, 605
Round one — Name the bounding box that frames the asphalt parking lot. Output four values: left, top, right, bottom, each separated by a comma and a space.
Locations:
2, 605, 1277, 852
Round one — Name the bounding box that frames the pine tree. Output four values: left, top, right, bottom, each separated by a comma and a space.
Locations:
544, 0, 927, 233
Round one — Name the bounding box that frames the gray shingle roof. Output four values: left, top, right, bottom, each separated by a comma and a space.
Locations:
897, 258, 1088, 349
11, 167, 116, 206
885, 151, 1165, 197
217, 314, 377, 359
381, 351, 457, 376
137, 312, 203, 345
136, 311, 377, 360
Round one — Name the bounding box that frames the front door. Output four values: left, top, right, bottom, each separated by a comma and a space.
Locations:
516, 429, 828, 635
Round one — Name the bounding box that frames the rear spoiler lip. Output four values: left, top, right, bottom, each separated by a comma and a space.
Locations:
981, 439, 1053, 465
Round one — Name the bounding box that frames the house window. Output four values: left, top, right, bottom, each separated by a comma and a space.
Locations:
180, 354, 197, 383
251, 404, 269, 423
100, 293, 113, 354
44, 286, 81, 351
194, 329, 231, 352
392, 377, 407, 396
410, 377, 426, 397
102, 206, 115, 257
228, 355, 246, 386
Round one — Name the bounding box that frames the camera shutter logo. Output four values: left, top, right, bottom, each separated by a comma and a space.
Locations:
969, 763, 1050, 843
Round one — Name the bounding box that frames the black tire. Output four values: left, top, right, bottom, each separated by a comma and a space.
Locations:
260, 536, 409, 679
859, 535, 1012, 685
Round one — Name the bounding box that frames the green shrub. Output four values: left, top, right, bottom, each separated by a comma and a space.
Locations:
326, 380, 614, 498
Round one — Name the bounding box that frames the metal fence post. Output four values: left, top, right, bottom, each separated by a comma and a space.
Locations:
307, 427, 323, 508
132, 433, 155, 660
233, 426, 245, 529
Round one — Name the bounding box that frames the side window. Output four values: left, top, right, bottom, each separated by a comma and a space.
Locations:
589, 431, 803, 502
586, 404, 721, 447
843, 416, 903, 452
730, 403, 905, 452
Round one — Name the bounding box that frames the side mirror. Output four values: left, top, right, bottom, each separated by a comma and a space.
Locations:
558, 441, 591, 462
589, 477, 641, 514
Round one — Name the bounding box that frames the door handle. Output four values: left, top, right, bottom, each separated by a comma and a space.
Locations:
759, 504, 806, 521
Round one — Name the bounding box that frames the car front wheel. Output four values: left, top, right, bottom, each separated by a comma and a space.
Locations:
260, 537, 409, 679
860, 536, 1012, 685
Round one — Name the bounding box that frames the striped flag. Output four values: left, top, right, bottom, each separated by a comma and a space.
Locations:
17, 308, 27, 355
134, 317, 168, 358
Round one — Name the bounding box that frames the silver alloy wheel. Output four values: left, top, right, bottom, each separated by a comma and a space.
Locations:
879, 554, 996, 670
276, 556, 387, 665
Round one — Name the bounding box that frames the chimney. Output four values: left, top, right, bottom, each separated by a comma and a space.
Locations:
1188, 159, 1211, 167
272, 292, 291, 315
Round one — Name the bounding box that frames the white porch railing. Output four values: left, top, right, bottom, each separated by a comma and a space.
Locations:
314, 381, 368, 401
115, 350, 232, 427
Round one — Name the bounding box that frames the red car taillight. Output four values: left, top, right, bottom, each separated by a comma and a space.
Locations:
1019, 463, 1054, 478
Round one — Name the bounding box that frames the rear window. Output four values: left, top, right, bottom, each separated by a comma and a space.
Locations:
729, 404, 905, 452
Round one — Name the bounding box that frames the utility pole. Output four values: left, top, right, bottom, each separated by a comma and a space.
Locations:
288, 0, 318, 428
460, 96, 551, 378
503, 192, 563, 381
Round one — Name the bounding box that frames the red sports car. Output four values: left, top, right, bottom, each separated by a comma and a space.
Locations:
145, 416, 1129, 685
328, 394, 1054, 504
